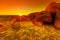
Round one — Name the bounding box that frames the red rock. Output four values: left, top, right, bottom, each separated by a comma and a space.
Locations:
54, 12, 60, 29
28, 11, 52, 26
55, 20, 60, 29
46, 2, 60, 29
46, 2, 60, 12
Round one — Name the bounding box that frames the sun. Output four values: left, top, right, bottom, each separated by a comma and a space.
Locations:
19, 14, 23, 16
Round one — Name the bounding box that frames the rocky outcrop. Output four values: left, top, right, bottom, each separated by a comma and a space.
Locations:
28, 11, 52, 25
46, 2, 60, 29
20, 2, 60, 29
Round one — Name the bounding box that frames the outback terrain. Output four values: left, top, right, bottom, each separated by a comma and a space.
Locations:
0, 2, 60, 40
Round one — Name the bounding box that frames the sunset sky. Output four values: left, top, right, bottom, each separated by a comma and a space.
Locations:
0, 0, 60, 15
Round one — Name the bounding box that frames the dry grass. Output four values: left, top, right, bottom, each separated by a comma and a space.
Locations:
0, 21, 60, 40
19, 21, 60, 40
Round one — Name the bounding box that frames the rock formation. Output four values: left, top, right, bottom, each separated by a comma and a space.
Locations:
46, 2, 60, 29
20, 2, 60, 29
28, 11, 52, 26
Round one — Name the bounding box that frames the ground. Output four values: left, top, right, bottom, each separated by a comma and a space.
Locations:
0, 16, 60, 40
20, 21, 60, 40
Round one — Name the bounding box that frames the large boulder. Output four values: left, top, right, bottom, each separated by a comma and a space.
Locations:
46, 2, 60, 29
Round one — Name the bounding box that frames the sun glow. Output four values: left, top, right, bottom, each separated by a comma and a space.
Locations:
19, 14, 23, 16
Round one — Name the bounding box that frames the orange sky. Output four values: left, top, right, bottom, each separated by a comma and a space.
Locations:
0, 0, 60, 15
